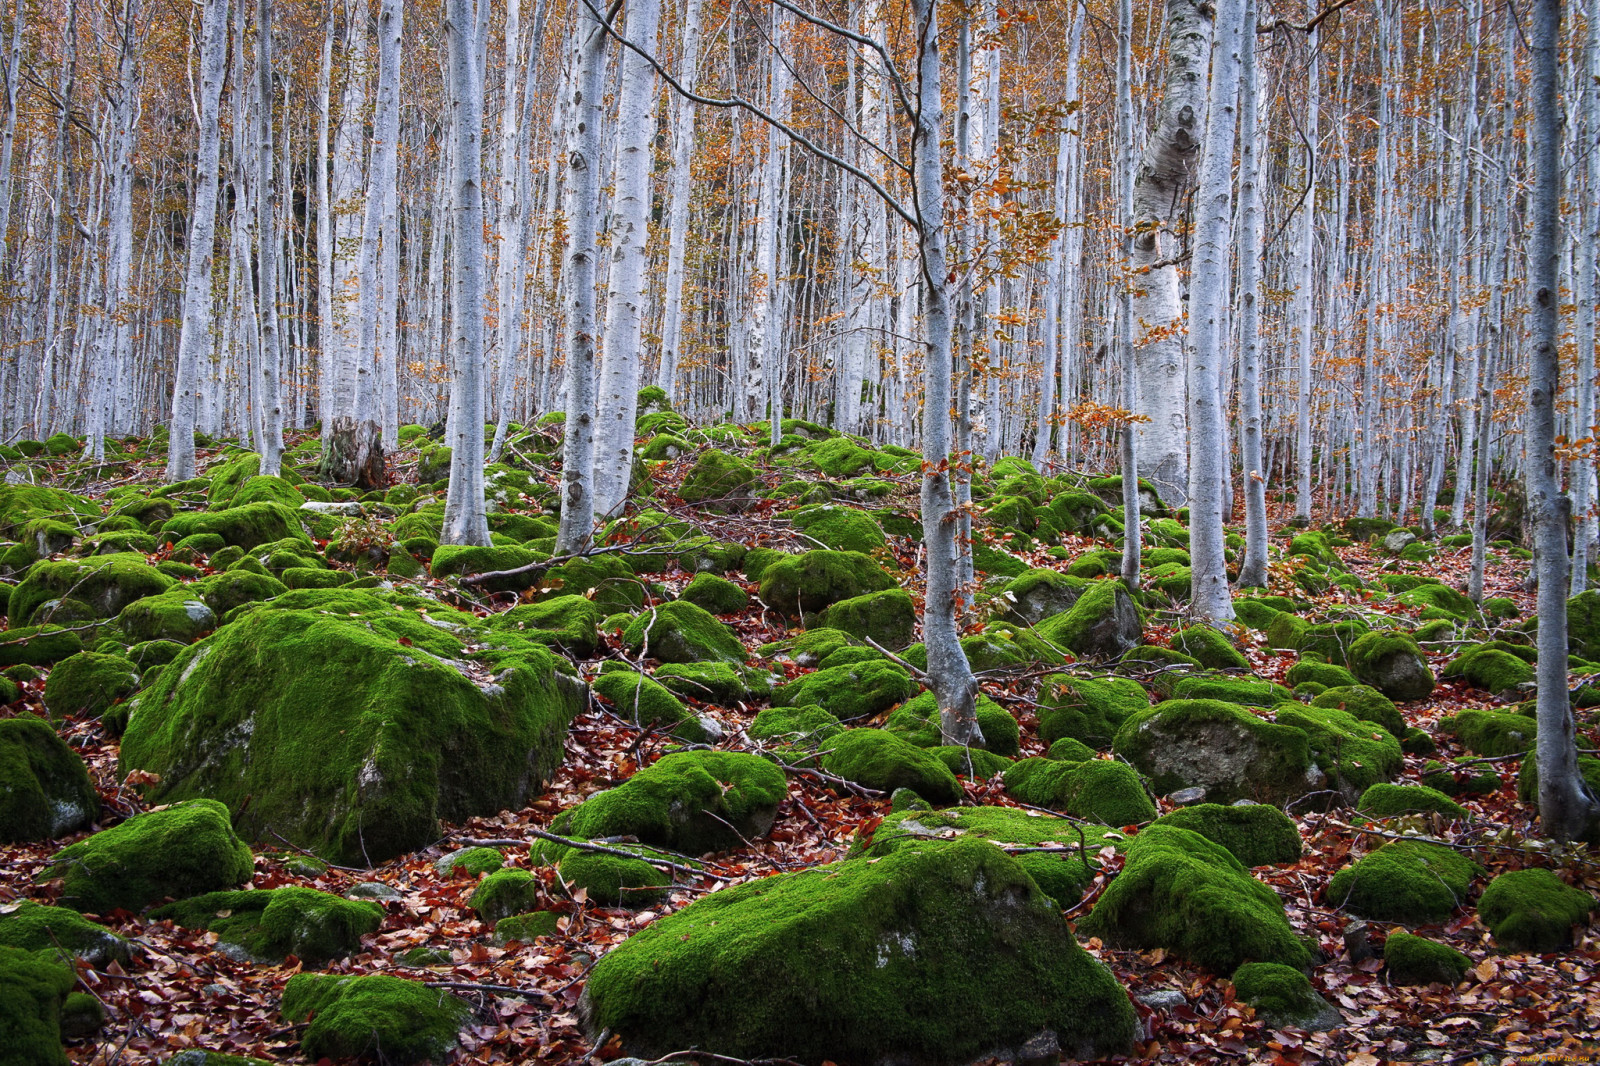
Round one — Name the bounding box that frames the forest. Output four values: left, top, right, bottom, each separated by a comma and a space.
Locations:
1, 0, 1600, 1062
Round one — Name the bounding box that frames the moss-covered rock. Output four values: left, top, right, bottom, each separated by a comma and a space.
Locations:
1002, 757, 1156, 826
1442, 646, 1536, 697
112, 593, 216, 645
468, 868, 542, 925
1356, 783, 1468, 820
1033, 674, 1150, 751
10, 554, 174, 626
884, 692, 1020, 757
1309, 684, 1406, 738
196, 569, 287, 616
159, 502, 308, 551
1275, 704, 1402, 799
41, 798, 253, 913
771, 660, 916, 721
818, 728, 962, 805
591, 669, 705, 739
814, 587, 916, 651
1445, 709, 1538, 756
1384, 931, 1472, 985
1515, 753, 1600, 804
789, 504, 887, 554
0, 713, 97, 842
280, 973, 470, 1065
493, 594, 602, 658
493, 910, 560, 944
150, 887, 382, 965
0, 624, 82, 667
757, 549, 894, 617
678, 450, 760, 512
119, 595, 584, 865
1169, 673, 1295, 707
1477, 868, 1596, 952
579, 837, 1135, 1063
992, 568, 1084, 626
1034, 579, 1143, 659
530, 839, 674, 907
748, 704, 844, 745
553, 751, 786, 854
678, 572, 749, 615
0, 943, 76, 1066
430, 543, 544, 592
1349, 629, 1435, 701
1284, 658, 1358, 690
1149, 803, 1302, 867
1171, 625, 1249, 670
0, 901, 131, 967
1113, 700, 1315, 805
1081, 825, 1310, 971
621, 600, 745, 664
434, 846, 504, 878
1325, 840, 1480, 924
42, 651, 140, 720
1232, 962, 1339, 1030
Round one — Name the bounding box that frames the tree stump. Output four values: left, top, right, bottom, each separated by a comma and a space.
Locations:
320, 417, 386, 491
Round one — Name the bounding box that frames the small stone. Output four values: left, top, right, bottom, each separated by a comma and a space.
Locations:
346, 882, 403, 902
1137, 989, 1187, 1010
1384, 529, 1418, 553
1343, 920, 1374, 963
1167, 786, 1207, 805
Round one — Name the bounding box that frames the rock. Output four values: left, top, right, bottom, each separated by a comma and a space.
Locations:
1383, 931, 1470, 985
1034, 579, 1143, 660
1356, 783, 1467, 820
1149, 803, 1303, 867
757, 549, 895, 617
1325, 840, 1480, 924
150, 887, 382, 966
0, 713, 97, 842
1169, 673, 1296, 707
995, 568, 1085, 625
345, 882, 403, 903
788, 504, 888, 554
9, 553, 174, 626
579, 837, 1135, 1064
493, 594, 603, 658
280, 973, 470, 1065
1232, 962, 1341, 1031
678, 450, 760, 513
1079, 825, 1311, 971
0, 944, 76, 1066
119, 591, 584, 865
1477, 868, 1596, 952
1171, 625, 1249, 670
1034, 674, 1150, 750
468, 869, 542, 924
591, 669, 702, 738
299, 500, 368, 516
159, 502, 310, 551
493, 910, 560, 944
677, 572, 749, 615
815, 588, 917, 650
1445, 709, 1538, 756
885, 691, 1021, 757
41, 798, 253, 914
1383, 528, 1418, 553
1343, 920, 1375, 963
552, 750, 786, 855
770, 659, 916, 721
1138, 989, 1187, 1010
1002, 757, 1156, 826
621, 600, 745, 664
113, 594, 217, 645
0, 901, 132, 967
0, 625, 83, 667
42, 651, 141, 720
528, 840, 672, 907
1274, 704, 1402, 800
1112, 699, 1317, 806
1167, 786, 1208, 805
1309, 684, 1406, 738
434, 846, 504, 878
819, 728, 963, 805
1348, 629, 1435, 701
1442, 646, 1535, 697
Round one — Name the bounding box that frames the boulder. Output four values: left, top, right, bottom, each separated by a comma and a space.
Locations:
0, 713, 97, 842
1170, 625, 1249, 670
1148, 803, 1303, 867
1034, 676, 1149, 752
1477, 869, 1595, 952
150, 887, 382, 966
0, 944, 76, 1066
815, 588, 917, 650
884, 692, 1020, 757
9, 553, 174, 627
770, 660, 916, 721
678, 450, 759, 512
42, 651, 140, 720
1348, 629, 1435, 701
1112, 699, 1316, 806
579, 838, 1135, 1064
621, 600, 745, 664
1325, 840, 1480, 924
757, 549, 894, 617
1002, 757, 1156, 826
678, 572, 749, 615
1034, 579, 1142, 659
280, 973, 469, 1066
789, 504, 888, 554
994, 567, 1084, 625
818, 728, 962, 805
1383, 932, 1472, 985
1232, 962, 1341, 1031
0, 901, 132, 967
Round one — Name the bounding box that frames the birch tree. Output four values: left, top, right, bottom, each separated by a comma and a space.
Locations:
655, 0, 702, 404
253, 0, 283, 477
1234, 0, 1268, 587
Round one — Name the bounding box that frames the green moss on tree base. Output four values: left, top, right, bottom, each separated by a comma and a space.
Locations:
884, 691, 1020, 757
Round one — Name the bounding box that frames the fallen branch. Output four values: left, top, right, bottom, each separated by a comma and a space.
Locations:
425, 979, 550, 999
458, 828, 730, 881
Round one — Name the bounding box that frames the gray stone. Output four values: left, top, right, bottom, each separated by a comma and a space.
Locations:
346, 882, 403, 902
1167, 786, 1208, 805
1383, 529, 1418, 553
1137, 989, 1187, 1010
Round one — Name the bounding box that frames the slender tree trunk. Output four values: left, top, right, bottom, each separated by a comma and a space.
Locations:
1291, 20, 1318, 526
1116, 0, 1140, 586
1571, 0, 1599, 593
254, 0, 283, 476
489, 0, 529, 465
1033, 4, 1083, 469
655, 0, 702, 403
1234, 0, 1267, 587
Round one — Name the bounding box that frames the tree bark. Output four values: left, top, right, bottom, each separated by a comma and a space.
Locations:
1234, 0, 1267, 588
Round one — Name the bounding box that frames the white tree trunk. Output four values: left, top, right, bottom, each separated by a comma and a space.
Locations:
748, 7, 792, 443
1234, 0, 1267, 587
1116, 0, 1140, 585
655, 0, 702, 404
254, 0, 283, 476
1571, 0, 1599, 593
327, 0, 369, 433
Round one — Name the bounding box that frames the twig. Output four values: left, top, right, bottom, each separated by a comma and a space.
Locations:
457, 829, 730, 881
862, 635, 931, 682
425, 979, 550, 999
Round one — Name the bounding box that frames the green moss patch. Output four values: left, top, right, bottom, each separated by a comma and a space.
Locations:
1442, 647, 1535, 696
11, 554, 174, 627
678, 572, 749, 615
493, 594, 602, 658
1275, 704, 1402, 799
0, 901, 131, 967
151, 887, 382, 965
42, 651, 140, 721
1349, 629, 1435, 701
1002, 757, 1156, 826
0, 943, 76, 1066
1384, 931, 1471, 985
0, 713, 97, 842
1113, 699, 1313, 805
1171, 625, 1249, 669
1149, 803, 1302, 867
1036, 674, 1150, 750
757, 549, 894, 617
1309, 684, 1406, 738
1325, 840, 1480, 924
280, 973, 470, 1065
622, 600, 745, 664
1232, 962, 1337, 1030
1034, 578, 1143, 660
1357, 783, 1468, 820
678, 450, 759, 512
1477, 869, 1596, 952
818, 728, 962, 805
771, 659, 916, 721
1445, 709, 1538, 756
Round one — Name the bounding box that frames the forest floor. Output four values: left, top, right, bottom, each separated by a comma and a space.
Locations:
3, 430, 1599, 1066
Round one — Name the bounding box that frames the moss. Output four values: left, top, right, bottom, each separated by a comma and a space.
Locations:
580, 837, 1134, 1063
58, 990, 103, 1040
494, 594, 602, 658
150, 887, 382, 965
1265, 611, 1309, 651
814, 587, 916, 651
1479, 869, 1598, 953
281, 566, 349, 589
1170, 625, 1248, 669
1300, 621, 1373, 664
993, 567, 1086, 625
771, 660, 916, 721
1003, 757, 1156, 826
1384, 931, 1472, 985
655, 661, 769, 703
884, 691, 1021, 757
1286, 659, 1359, 689
1348, 629, 1435, 700
621, 600, 745, 664
1149, 803, 1302, 867
1231, 962, 1329, 1029
1357, 783, 1468, 819
113, 593, 215, 644
818, 728, 962, 805
0, 901, 131, 967
931, 745, 1013, 779
1275, 704, 1402, 797
0, 713, 97, 843
1170, 673, 1295, 707
0, 943, 75, 1066
435, 846, 504, 877
431, 543, 544, 592
229, 476, 304, 510
783, 625, 855, 664
1422, 757, 1503, 797
0, 624, 82, 666
748, 704, 843, 745
538, 554, 645, 615
1392, 582, 1474, 619
555, 848, 670, 907
1034, 578, 1143, 660
757, 549, 894, 617
10, 553, 174, 627
678, 449, 760, 512
741, 547, 785, 582
119, 598, 584, 865
1442, 647, 1536, 696
280, 973, 470, 1065
678, 572, 749, 615
42, 798, 253, 913
469, 869, 542, 924
1309, 684, 1406, 738
1445, 709, 1538, 756
1515, 753, 1600, 803
493, 910, 560, 944
1288, 531, 1344, 569
1325, 840, 1480, 923
1114, 699, 1314, 805
43, 651, 140, 720
591, 670, 700, 738
789, 504, 887, 554
1231, 598, 1284, 631
159, 502, 309, 551
1081, 825, 1310, 971
554, 751, 786, 854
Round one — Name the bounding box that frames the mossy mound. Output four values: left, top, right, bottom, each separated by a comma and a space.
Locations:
678, 572, 749, 615
529, 839, 674, 907
748, 704, 843, 745
1285, 658, 1359, 689
150, 887, 382, 965
1171, 625, 1249, 670
1442, 646, 1536, 696
1309, 684, 1406, 738
431, 543, 544, 592
1384, 931, 1472, 985
789, 504, 888, 554
815, 588, 917, 651
993, 567, 1085, 624
112, 593, 216, 645
1034, 579, 1143, 660
42, 651, 140, 720
757, 549, 894, 617
493, 594, 602, 658
771, 660, 916, 721
119, 595, 584, 865
931, 745, 1013, 779
42, 798, 253, 913
280, 973, 470, 1065
818, 728, 963, 805
468, 868, 542, 924
1445, 709, 1538, 756
1113, 699, 1314, 805
0, 901, 132, 967
678, 450, 759, 512
1422, 757, 1504, 797
1232, 962, 1339, 1030
655, 661, 771, 704
1080, 825, 1310, 972
590, 670, 702, 738
1149, 803, 1302, 867
1325, 840, 1481, 924
553, 751, 786, 855
159, 502, 309, 551
493, 911, 560, 944
434, 846, 504, 878
1356, 783, 1468, 820
0, 713, 97, 842
1348, 629, 1435, 701
1002, 757, 1156, 826
1169, 673, 1295, 707
0, 944, 76, 1066
0, 625, 83, 667
1275, 704, 1402, 799
579, 837, 1135, 1063
1035, 674, 1150, 750
621, 600, 745, 664
884, 692, 1020, 758
10, 553, 174, 626
1477, 869, 1596, 952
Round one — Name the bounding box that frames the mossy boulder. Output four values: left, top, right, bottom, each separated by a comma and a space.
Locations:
771, 660, 916, 721
492, 594, 602, 658
994, 567, 1085, 625
1348, 629, 1435, 701
0, 944, 76, 1066
280, 973, 470, 1065
1113, 699, 1315, 805
1356, 783, 1468, 820
119, 595, 584, 865
468, 868, 542, 925
553, 751, 786, 855
1309, 684, 1406, 738
41, 798, 253, 913
748, 704, 843, 745
621, 600, 745, 664
1171, 625, 1249, 670
1515, 753, 1600, 804
1477, 869, 1596, 952
159, 502, 308, 551
1169, 673, 1295, 707
1275, 705, 1402, 799
591, 670, 705, 739
1325, 840, 1480, 924
150, 887, 383, 966
884, 691, 1020, 757
1002, 757, 1156, 826
757, 549, 894, 617
0, 901, 132, 968
0, 625, 82, 667
1442, 646, 1536, 697
1232, 962, 1340, 1030
1149, 803, 1302, 867
42, 651, 140, 720
678, 450, 760, 512
493, 910, 560, 943
1566, 587, 1600, 660
1034, 579, 1143, 659
434, 846, 504, 878
579, 837, 1135, 1063
529, 839, 673, 907
430, 543, 544, 592
1445, 709, 1538, 756
678, 572, 749, 615
789, 504, 888, 554
1384, 931, 1472, 985
815, 587, 916, 651
112, 593, 216, 645
10, 554, 174, 626
0, 714, 97, 842
818, 728, 962, 805
1080, 825, 1310, 971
